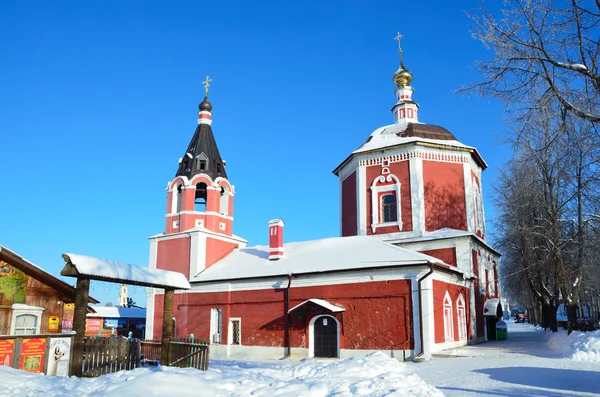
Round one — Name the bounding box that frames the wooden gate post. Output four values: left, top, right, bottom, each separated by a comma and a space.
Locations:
71, 277, 90, 377
160, 289, 175, 366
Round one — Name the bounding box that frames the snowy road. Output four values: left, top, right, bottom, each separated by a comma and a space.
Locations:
407, 322, 600, 397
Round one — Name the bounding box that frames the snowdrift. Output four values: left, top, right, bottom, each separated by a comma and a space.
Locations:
547, 329, 600, 363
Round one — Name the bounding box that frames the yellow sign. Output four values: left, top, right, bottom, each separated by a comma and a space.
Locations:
64, 304, 74, 309
48, 315, 60, 332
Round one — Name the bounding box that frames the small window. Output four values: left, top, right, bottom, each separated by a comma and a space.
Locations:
380, 194, 397, 223
199, 160, 206, 171
229, 318, 241, 345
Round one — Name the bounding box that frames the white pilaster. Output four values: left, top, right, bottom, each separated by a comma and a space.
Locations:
357, 164, 367, 235
421, 276, 434, 359
409, 157, 424, 234
463, 163, 475, 233
189, 232, 207, 278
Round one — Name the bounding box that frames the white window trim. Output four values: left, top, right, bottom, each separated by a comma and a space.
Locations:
10, 304, 44, 335
370, 174, 402, 233
443, 292, 454, 342
228, 317, 241, 345
219, 185, 229, 216
457, 294, 467, 341
172, 184, 183, 214
210, 308, 222, 344
308, 314, 340, 358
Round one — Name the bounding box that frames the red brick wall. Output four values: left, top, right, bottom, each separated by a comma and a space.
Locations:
432, 279, 470, 344
365, 161, 412, 234
205, 237, 239, 269
423, 161, 466, 232
419, 248, 457, 267
341, 172, 357, 237
156, 237, 191, 278
154, 279, 413, 350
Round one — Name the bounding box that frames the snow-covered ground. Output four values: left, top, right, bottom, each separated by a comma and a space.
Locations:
1, 321, 599, 396
408, 321, 600, 396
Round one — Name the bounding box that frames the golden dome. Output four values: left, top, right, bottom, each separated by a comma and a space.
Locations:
393, 66, 412, 87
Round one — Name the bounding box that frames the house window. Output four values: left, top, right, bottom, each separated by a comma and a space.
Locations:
14, 314, 37, 335
380, 194, 397, 222
457, 294, 467, 340
10, 304, 44, 335
210, 308, 222, 344
229, 318, 241, 345
443, 292, 454, 342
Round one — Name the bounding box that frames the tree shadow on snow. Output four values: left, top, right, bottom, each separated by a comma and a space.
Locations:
471, 366, 600, 394
439, 385, 592, 397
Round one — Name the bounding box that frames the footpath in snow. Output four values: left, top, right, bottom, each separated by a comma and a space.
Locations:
408, 320, 600, 397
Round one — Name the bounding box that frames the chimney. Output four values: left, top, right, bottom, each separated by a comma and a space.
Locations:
268, 219, 284, 260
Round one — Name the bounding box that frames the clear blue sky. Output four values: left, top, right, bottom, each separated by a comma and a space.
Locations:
0, 1, 508, 305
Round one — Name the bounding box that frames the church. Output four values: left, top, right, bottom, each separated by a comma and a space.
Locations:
146, 39, 501, 361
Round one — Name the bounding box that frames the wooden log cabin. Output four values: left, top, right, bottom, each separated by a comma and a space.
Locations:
0, 245, 98, 335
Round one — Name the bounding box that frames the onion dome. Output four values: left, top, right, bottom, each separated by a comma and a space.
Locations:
393, 64, 413, 87
199, 96, 212, 112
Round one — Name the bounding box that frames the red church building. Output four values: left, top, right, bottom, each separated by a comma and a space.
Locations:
146, 45, 501, 361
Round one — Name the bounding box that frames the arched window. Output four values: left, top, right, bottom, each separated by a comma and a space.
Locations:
219, 185, 229, 215
195, 182, 207, 212
171, 185, 183, 214
370, 173, 402, 233
457, 294, 467, 340
443, 292, 454, 342
380, 194, 397, 222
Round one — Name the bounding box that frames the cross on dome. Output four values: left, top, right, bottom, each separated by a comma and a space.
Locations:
202, 75, 212, 96
394, 32, 404, 67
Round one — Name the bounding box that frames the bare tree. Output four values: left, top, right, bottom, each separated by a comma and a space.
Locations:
467, 0, 600, 123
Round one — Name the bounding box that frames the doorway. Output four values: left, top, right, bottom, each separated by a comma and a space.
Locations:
312, 315, 338, 358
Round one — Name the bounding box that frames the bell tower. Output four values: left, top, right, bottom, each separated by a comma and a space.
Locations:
150, 77, 247, 281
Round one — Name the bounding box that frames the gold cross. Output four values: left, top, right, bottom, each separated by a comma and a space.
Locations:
394, 32, 404, 66
202, 76, 212, 96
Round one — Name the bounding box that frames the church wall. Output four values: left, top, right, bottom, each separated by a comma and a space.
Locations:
418, 248, 457, 267
365, 160, 412, 234
341, 171, 357, 237
423, 161, 467, 232
472, 249, 485, 338
432, 279, 470, 344
153, 279, 413, 351
205, 237, 239, 268
156, 237, 191, 278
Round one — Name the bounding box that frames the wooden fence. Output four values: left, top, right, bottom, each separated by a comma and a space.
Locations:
82, 336, 141, 377
168, 340, 209, 370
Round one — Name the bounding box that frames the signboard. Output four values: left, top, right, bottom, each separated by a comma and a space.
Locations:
48, 315, 60, 332
104, 318, 120, 329
0, 340, 14, 367
62, 317, 73, 330
87, 318, 102, 332
19, 338, 46, 373
46, 337, 71, 376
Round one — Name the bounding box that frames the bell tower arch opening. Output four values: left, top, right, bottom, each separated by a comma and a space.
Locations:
195, 182, 208, 212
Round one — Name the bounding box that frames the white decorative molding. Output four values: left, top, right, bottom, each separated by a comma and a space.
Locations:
358, 147, 470, 168
370, 174, 402, 233
10, 304, 44, 335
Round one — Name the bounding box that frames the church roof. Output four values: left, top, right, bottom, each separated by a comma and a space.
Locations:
175, 112, 227, 180
191, 235, 460, 283
333, 122, 487, 175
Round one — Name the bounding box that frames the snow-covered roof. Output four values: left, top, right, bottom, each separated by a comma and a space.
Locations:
61, 253, 190, 290
353, 122, 474, 154
87, 306, 147, 318
374, 228, 501, 256
191, 235, 450, 283
333, 122, 487, 175
0, 245, 99, 304
288, 299, 346, 313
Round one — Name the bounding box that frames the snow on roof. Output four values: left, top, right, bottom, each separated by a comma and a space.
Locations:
87, 306, 147, 318
191, 235, 447, 283
288, 299, 346, 313
374, 228, 502, 256
353, 122, 475, 154
61, 253, 190, 290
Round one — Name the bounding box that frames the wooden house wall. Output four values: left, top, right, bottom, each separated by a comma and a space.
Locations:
25, 277, 65, 334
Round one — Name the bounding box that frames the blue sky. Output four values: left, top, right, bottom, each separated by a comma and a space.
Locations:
0, 1, 508, 305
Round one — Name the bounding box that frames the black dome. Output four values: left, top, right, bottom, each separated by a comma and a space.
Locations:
199, 97, 212, 112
